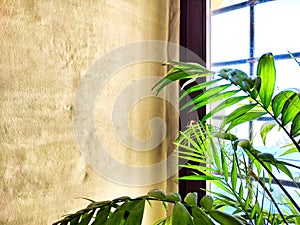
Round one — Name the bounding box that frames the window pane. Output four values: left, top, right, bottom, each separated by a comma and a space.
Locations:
274, 59, 300, 90
255, 0, 300, 57
211, 7, 249, 62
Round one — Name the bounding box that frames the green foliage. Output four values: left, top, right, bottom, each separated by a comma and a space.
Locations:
153, 52, 300, 224
184, 192, 198, 206
54, 53, 300, 225
54, 191, 247, 225
209, 210, 244, 225
172, 202, 194, 225
200, 195, 213, 211
53, 196, 147, 225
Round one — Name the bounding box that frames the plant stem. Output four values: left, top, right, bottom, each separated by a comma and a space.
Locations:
232, 151, 255, 225
248, 169, 288, 225
247, 150, 300, 213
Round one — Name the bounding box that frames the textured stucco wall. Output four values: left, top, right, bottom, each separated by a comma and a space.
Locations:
0, 1, 179, 224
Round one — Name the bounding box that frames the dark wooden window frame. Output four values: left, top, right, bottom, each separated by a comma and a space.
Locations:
179, 0, 207, 198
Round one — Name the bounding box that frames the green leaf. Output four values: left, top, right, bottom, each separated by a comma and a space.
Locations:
226, 111, 267, 131
177, 155, 207, 164
257, 53, 276, 108
172, 202, 194, 225
79, 197, 96, 203
177, 175, 221, 181
178, 164, 217, 173
206, 190, 236, 203
166, 61, 210, 72
200, 195, 214, 211
223, 69, 248, 85
257, 153, 277, 165
202, 95, 248, 122
244, 193, 251, 210
184, 192, 198, 206
165, 193, 182, 202
152, 71, 192, 95
221, 150, 228, 181
231, 156, 238, 191
260, 122, 276, 145
153, 216, 172, 225
91, 206, 111, 225
281, 94, 300, 126
240, 80, 251, 92
175, 143, 203, 154
280, 147, 298, 157
291, 112, 300, 136
272, 90, 297, 118
177, 131, 202, 152
238, 183, 244, 201
192, 206, 213, 225
180, 76, 208, 91
210, 180, 233, 196
237, 139, 252, 150
213, 132, 238, 141
86, 200, 111, 209
222, 104, 257, 128
250, 77, 261, 99
256, 211, 263, 225
209, 210, 244, 225
78, 210, 95, 225
192, 90, 240, 111
180, 84, 232, 110
250, 204, 257, 219
70, 216, 80, 225
210, 140, 221, 172
148, 189, 166, 200
152, 62, 212, 95
151, 73, 178, 95
104, 201, 134, 225
180, 78, 222, 99
124, 199, 145, 225
276, 163, 294, 181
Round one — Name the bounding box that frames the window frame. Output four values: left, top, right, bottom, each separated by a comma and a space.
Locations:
179, 0, 208, 198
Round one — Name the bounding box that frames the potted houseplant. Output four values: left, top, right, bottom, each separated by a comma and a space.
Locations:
53, 53, 300, 225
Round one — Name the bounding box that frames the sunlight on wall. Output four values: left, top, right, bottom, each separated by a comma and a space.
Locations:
0, 1, 179, 224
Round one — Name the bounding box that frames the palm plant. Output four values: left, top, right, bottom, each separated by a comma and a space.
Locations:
53, 53, 300, 225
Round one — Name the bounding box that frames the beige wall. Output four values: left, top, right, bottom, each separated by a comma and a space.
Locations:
0, 1, 179, 224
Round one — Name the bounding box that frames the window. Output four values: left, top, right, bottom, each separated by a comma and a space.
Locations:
210, 0, 300, 207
